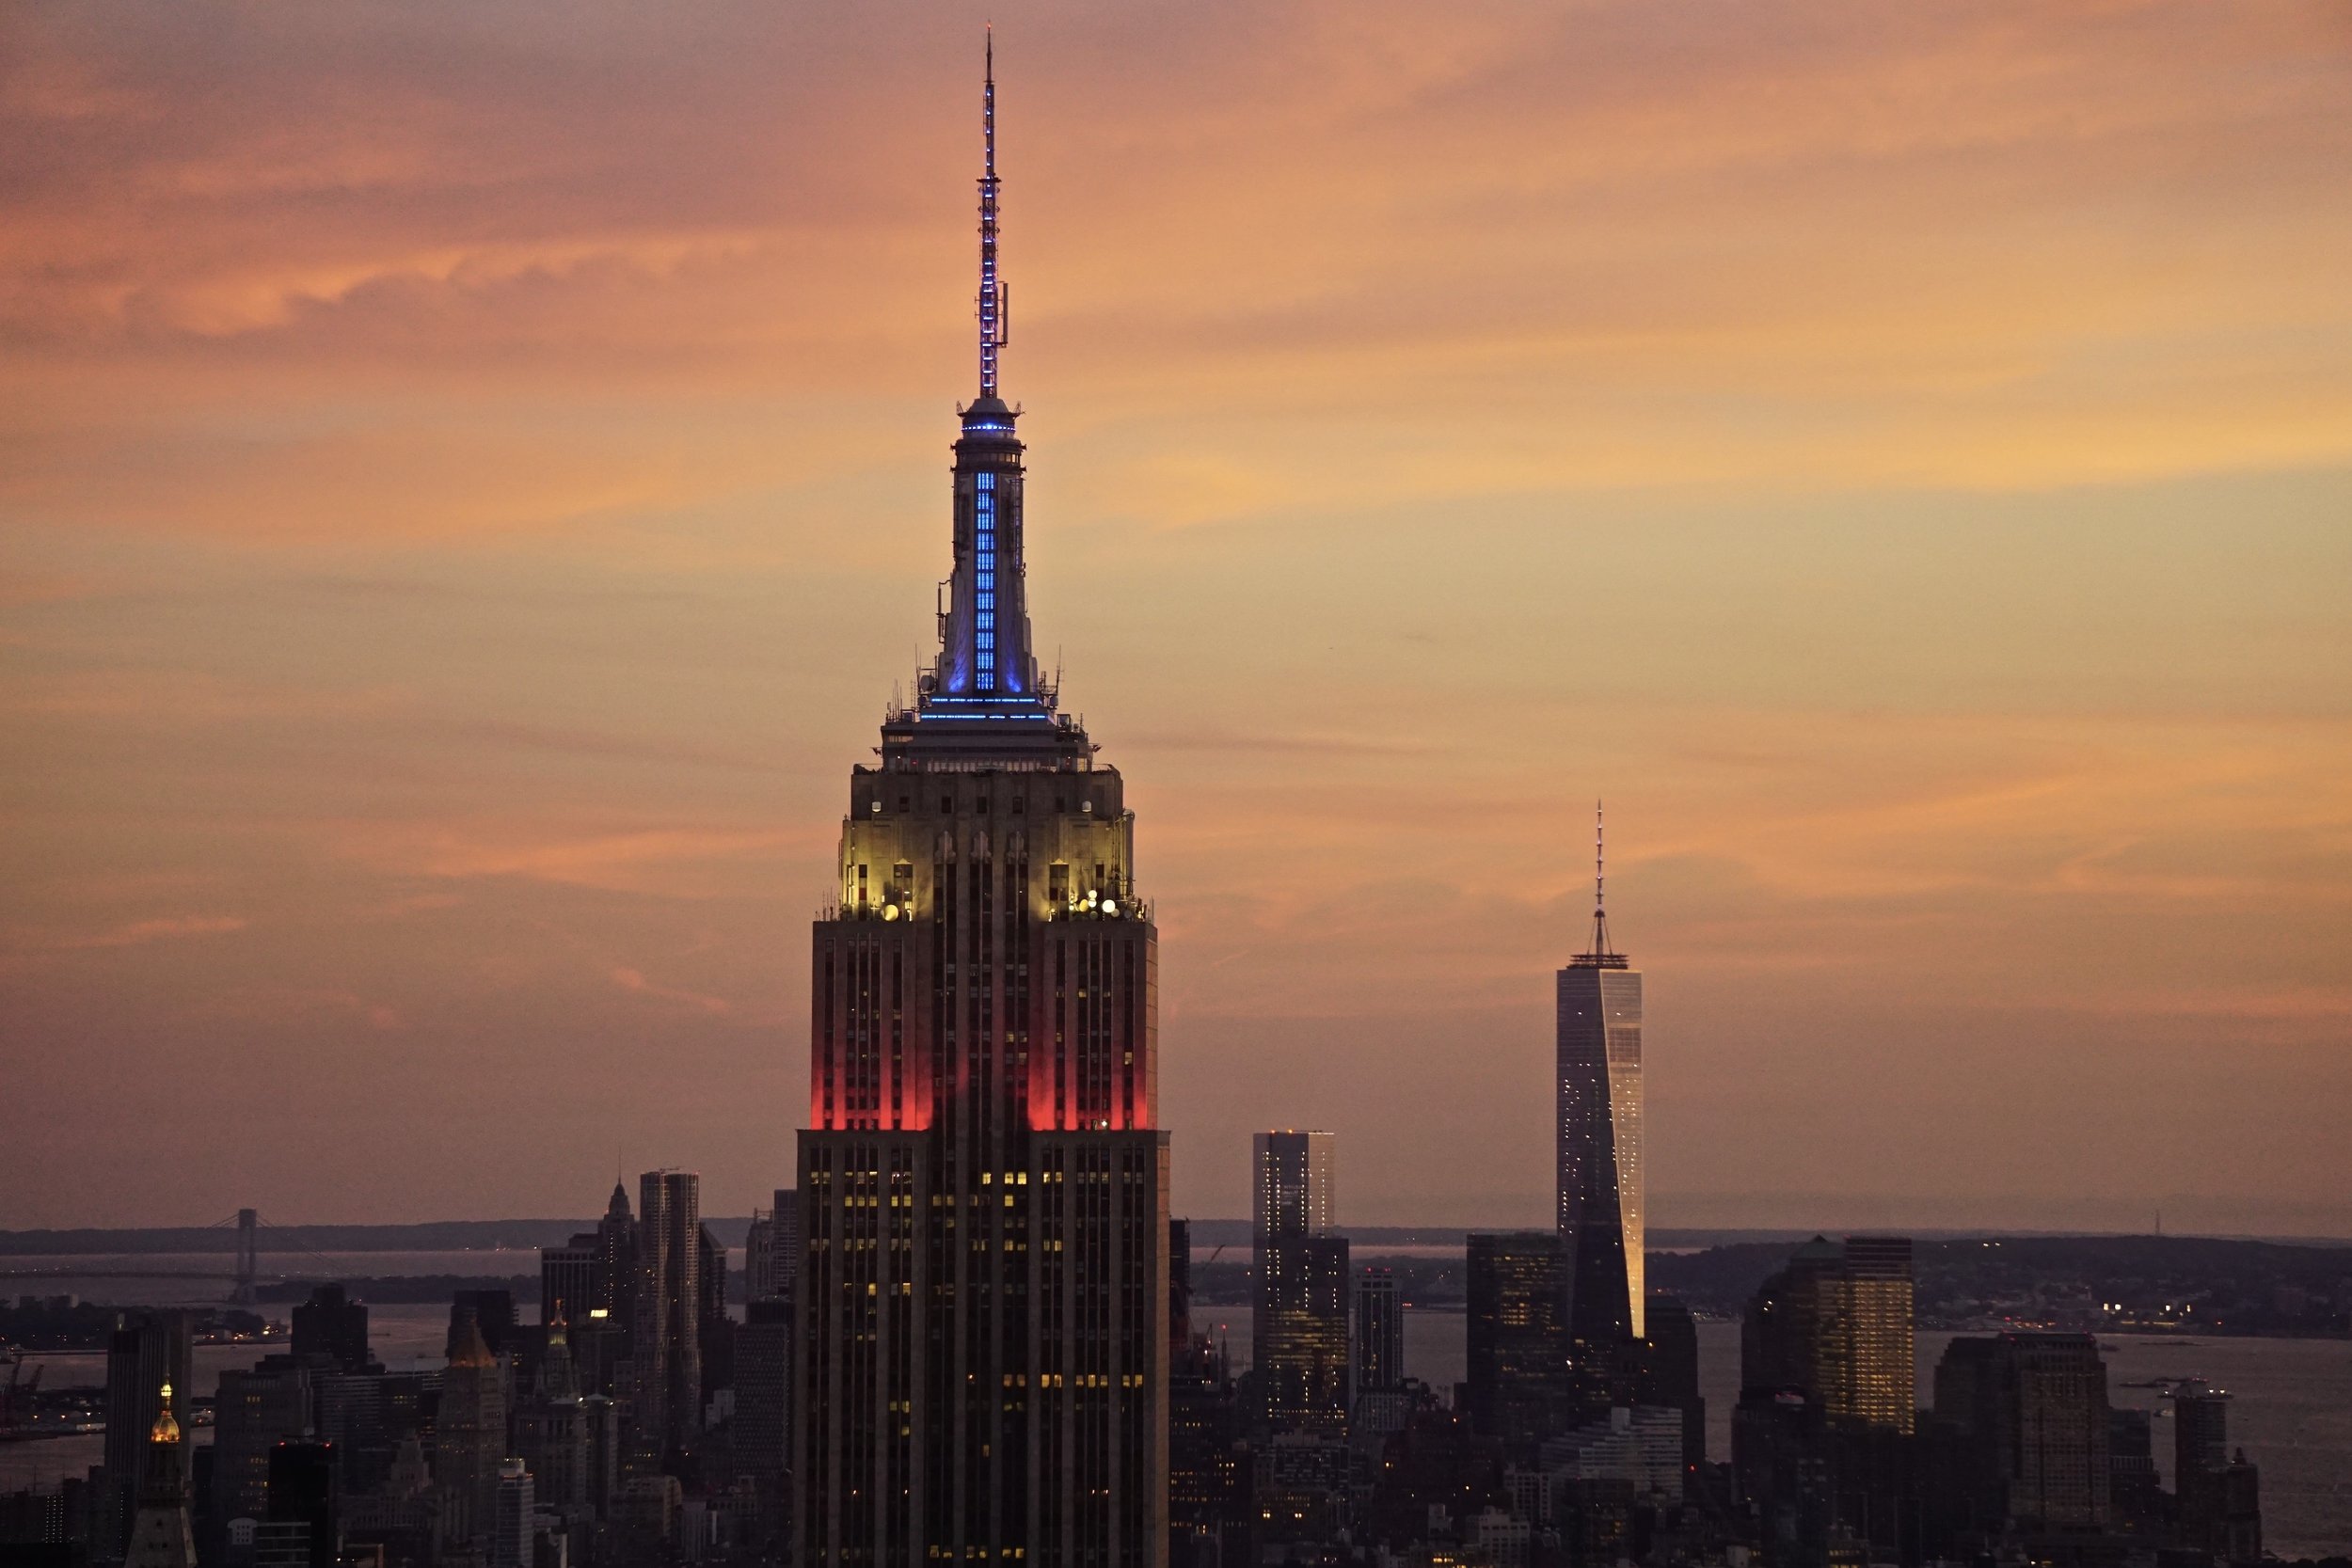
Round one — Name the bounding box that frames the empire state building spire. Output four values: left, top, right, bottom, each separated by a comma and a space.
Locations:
977, 26, 1008, 399
892, 34, 1084, 760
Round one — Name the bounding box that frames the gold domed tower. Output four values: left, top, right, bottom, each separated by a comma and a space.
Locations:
122, 1382, 196, 1568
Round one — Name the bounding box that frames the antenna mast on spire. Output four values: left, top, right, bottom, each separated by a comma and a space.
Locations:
977, 27, 1009, 398
1578, 799, 1625, 965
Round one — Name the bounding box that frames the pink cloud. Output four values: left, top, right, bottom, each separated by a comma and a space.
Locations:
55, 914, 248, 950
610, 965, 732, 1018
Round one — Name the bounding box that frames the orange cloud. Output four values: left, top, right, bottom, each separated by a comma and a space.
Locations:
55, 914, 248, 950
2, 1, 2347, 1227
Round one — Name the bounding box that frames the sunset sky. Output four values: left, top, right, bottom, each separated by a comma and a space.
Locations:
4, 1, 2349, 1234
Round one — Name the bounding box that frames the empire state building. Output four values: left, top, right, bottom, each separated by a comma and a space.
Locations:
794, 42, 1170, 1568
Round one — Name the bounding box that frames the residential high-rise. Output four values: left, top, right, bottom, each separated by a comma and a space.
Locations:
1465, 1233, 1574, 1450
793, 41, 1169, 1568
1557, 810, 1644, 1352
631, 1169, 702, 1468
1254, 1132, 1347, 1434
1355, 1267, 1405, 1396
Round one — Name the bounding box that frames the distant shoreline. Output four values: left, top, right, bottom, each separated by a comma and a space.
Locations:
8, 1220, 2349, 1255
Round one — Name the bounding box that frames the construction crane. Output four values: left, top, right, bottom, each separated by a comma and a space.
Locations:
1, 1352, 43, 1437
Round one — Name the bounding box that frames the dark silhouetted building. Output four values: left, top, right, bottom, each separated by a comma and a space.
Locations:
697, 1220, 731, 1405
1931, 1332, 2109, 1532
631, 1169, 702, 1469
448, 1291, 517, 1362
264, 1443, 337, 1568
732, 1299, 793, 1544
491, 1460, 532, 1568
1641, 1293, 1705, 1474
291, 1287, 373, 1375
2106, 1405, 2159, 1522
1557, 816, 1644, 1376
1356, 1267, 1404, 1397
211, 1358, 311, 1530
435, 1307, 509, 1544
542, 1183, 637, 1331
514, 1315, 590, 1515
744, 1190, 802, 1305
2174, 1381, 2260, 1558
1168, 1333, 1243, 1568
1466, 1232, 1574, 1450
792, 43, 1169, 1568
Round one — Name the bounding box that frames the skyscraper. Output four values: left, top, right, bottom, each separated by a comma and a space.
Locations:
732, 1298, 795, 1542
491, 1460, 534, 1568
542, 1181, 636, 1330
696, 1219, 731, 1402
1252, 1132, 1335, 1238
1931, 1333, 2110, 1530
1739, 1235, 1915, 1436
1464, 1233, 1574, 1449
291, 1285, 373, 1374
631, 1169, 703, 1468
211, 1358, 312, 1529
2172, 1380, 2260, 1555
793, 40, 1169, 1568
435, 1307, 509, 1545
1557, 809, 1644, 1353
1835, 1237, 1915, 1434
745, 1188, 802, 1304
514, 1315, 590, 1515
263, 1442, 339, 1568
1253, 1132, 1347, 1434
1355, 1267, 1404, 1397
1640, 1294, 1706, 1474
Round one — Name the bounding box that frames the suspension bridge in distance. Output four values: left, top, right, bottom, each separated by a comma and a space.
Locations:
0, 1211, 336, 1305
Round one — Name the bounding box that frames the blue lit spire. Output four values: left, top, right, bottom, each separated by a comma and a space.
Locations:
977, 25, 1008, 400
893, 34, 1072, 756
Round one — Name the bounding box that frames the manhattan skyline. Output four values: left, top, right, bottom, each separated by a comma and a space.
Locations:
3, 4, 2349, 1236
